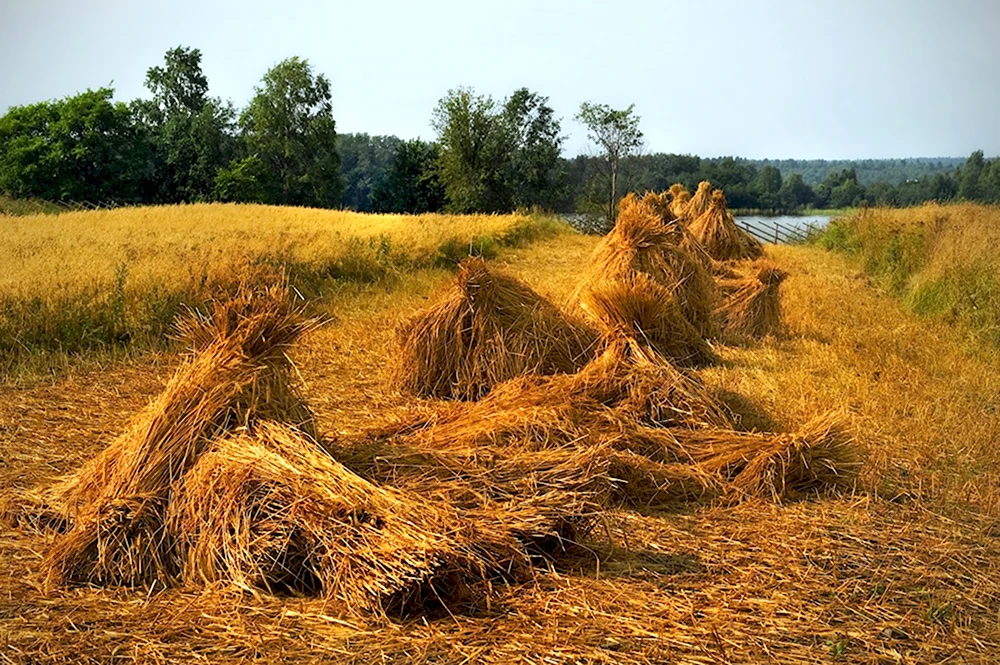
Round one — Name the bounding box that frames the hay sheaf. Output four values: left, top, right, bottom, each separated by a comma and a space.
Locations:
681, 413, 861, 501
685, 181, 714, 220
641, 191, 675, 226
667, 183, 692, 220
575, 193, 718, 340
32, 281, 548, 616
687, 190, 764, 262
49, 280, 318, 514
169, 421, 529, 615
358, 337, 734, 509
579, 274, 716, 367
42, 280, 318, 588
716, 263, 788, 339
396, 258, 597, 401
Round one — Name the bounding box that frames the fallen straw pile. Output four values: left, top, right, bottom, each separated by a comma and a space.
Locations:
573, 193, 718, 342
28, 279, 555, 616
364, 324, 858, 511
716, 262, 788, 339
687, 189, 764, 262
396, 258, 597, 400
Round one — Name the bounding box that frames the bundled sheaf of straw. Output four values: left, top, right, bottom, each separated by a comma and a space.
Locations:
667, 183, 692, 220
40, 278, 320, 588
168, 421, 529, 616
640, 191, 675, 227
395, 258, 597, 401
574, 193, 718, 340
686, 189, 764, 262
684, 181, 715, 220
354, 334, 733, 511
716, 263, 788, 339
580, 273, 717, 367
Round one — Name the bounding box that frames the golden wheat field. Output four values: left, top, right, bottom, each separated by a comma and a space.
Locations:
0, 204, 561, 376
0, 203, 547, 298
2, 204, 1000, 664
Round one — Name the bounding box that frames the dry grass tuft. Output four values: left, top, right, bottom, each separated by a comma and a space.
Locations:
395, 258, 597, 400
716, 262, 789, 339
687, 190, 764, 262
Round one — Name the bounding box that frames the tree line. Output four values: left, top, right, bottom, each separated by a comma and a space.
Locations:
2, 46, 998, 219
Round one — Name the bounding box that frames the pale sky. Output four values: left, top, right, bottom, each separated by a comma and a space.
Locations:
1, 0, 997, 159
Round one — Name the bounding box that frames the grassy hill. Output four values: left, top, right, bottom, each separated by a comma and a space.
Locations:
820, 203, 1000, 347
1, 207, 999, 662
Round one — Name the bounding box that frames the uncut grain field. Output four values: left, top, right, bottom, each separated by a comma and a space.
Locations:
2, 201, 1000, 664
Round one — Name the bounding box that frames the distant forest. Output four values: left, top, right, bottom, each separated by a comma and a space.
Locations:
2, 46, 998, 220
746, 157, 966, 186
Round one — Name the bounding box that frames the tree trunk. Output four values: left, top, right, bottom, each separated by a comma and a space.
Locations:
609, 158, 617, 224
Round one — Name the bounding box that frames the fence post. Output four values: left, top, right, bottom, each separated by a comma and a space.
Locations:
774, 222, 779, 244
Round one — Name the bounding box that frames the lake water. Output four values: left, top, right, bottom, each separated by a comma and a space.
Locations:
735, 214, 832, 232
561, 213, 834, 239
734, 214, 832, 243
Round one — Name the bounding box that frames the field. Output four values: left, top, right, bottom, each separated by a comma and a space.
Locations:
0, 203, 561, 376
2, 204, 1000, 663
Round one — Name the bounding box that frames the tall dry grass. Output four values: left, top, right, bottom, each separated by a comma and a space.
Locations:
819, 203, 1000, 346
0, 203, 567, 373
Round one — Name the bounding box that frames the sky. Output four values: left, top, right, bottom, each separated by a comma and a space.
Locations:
1, 0, 997, 160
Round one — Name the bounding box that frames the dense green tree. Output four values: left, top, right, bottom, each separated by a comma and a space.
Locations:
979, 158, 1000, 203
0, 88, 149, 202
371, 139, 445, 213
241, 57, 342, 207
957, 150, 986, 201
338, 133, 403, 211
575, 102, 643, 222
136, 46, 235, 203
431, 87, 509, 212
778, 173, 813, 210
502, 88, 565, 209
753, 165, 783, 210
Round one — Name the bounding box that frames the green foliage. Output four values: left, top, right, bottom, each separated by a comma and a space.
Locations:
432, 87, 501, 212
371, 139, 445, 213
0, 88, 149, 202
503, 88, 566, 210
135, 47, 236, 203
338, 133, 403, 211
752, 165, 783, 210
432, 86, 565, 214
779, 173, 814, 210
575, 102, 643, 222
213, 156, 266, 203
241, 57, 343, 208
